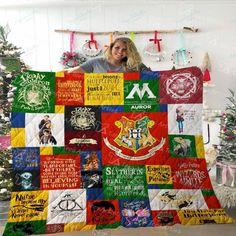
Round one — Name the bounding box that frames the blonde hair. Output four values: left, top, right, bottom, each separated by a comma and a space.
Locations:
104, 37, 142, 71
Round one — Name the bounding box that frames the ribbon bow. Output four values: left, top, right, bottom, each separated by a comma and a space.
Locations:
86, 32, 98, 49
149, 31, 162, 52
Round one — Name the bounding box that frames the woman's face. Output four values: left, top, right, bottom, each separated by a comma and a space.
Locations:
111, 41, 128, 62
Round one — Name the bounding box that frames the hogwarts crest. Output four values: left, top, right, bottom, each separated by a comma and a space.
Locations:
114, 116, 156, 153
104, 116, 165, 161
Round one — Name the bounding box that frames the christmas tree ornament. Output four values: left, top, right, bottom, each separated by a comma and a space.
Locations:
82, 32, 102, 57
143, 31, 166, 62
60, 32, 87, 68
171, 31, 192, 66
201, 52, 211, 83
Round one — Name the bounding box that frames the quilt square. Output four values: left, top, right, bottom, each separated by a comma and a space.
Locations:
148, 189, 208, 210
4, 221, 46, 235
8, 191, 48, 222
12, 147, 40, 171
25, 113, 64, 147
40, 154, 81, 190
146, 165, 173, 186
102, 112, 168, 165
56, 73, 84, 105
86, 200, 120, 226
168, 104, 202, 135
166, 158, 212, 189
159, 67, 203, 104
12, 169, 40, 191
120, 199, 153, 227
47, 189, 86, 224
102, 165, 148, 199
168, 134, 197, 157
84, 73, 124, 105
12, 71, 56, 113
152, 210, 180, 226
11, 112, 25, 128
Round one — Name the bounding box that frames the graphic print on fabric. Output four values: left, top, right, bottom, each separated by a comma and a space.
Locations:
3, 67, 234, 236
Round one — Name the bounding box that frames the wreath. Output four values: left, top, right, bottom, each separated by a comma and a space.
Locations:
59, 32, 87, 68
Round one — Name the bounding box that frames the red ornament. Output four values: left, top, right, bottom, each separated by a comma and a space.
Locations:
203, 69, 211, 82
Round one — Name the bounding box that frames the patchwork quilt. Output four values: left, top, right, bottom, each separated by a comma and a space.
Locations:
3, 67, 234, 235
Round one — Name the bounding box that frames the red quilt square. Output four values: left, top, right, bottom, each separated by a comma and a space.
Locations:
152, 210, 180, 226
102, 112, 169, 165
166, 158, 212, 189
40, 154, 81, 190
87, 200, 120, 225
124, 72, 140, 80
204, 195, 221, 209
159, 67, 203, 104
56, 73, 84, 105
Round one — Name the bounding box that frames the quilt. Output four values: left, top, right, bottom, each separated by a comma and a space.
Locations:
3, 67, 234, 235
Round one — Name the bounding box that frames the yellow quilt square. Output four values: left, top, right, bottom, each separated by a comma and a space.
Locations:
64, 222, 96, 232
195, 136, 205, 158
55, 105, 65, 113
40, 147, 53, 155
11, 128, 25, 147
146, 165, 172, 184
56, 71, 65, 77
84, 73, 124, 105
8, 191, 48, 222
177, 209, 235, 225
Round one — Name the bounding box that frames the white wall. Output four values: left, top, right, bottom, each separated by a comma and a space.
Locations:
0, 0, 236, 110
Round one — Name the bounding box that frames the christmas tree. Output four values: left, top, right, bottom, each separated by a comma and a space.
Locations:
219, 89, 236, 162
0, 24, 27, 200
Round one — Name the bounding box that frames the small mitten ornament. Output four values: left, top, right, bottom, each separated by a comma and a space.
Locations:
201, 52, 211, 82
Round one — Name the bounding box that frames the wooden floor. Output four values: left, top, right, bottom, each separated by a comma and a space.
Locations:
1, 222, 236, 236
1, 207, 236, 236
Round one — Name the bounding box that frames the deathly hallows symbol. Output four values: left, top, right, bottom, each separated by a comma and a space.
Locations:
52, 194, 83, 212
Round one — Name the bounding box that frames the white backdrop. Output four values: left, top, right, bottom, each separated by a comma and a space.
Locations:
0, 0, 236, 110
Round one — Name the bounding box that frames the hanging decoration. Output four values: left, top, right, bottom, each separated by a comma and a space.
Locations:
82, 32, 102, 57
201, 52, 211, 83
130, 31, 135, 42
60, 32, 86, 68
103, 32, 113, 50
143, 31, 166, 62
171, 31, 192, 66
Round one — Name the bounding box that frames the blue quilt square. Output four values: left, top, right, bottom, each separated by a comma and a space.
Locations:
119, 199, 153, 228
11, 112, 25, 127
140, 71, 159, 80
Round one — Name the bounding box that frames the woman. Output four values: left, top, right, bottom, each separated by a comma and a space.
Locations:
67, 37, 150, 73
